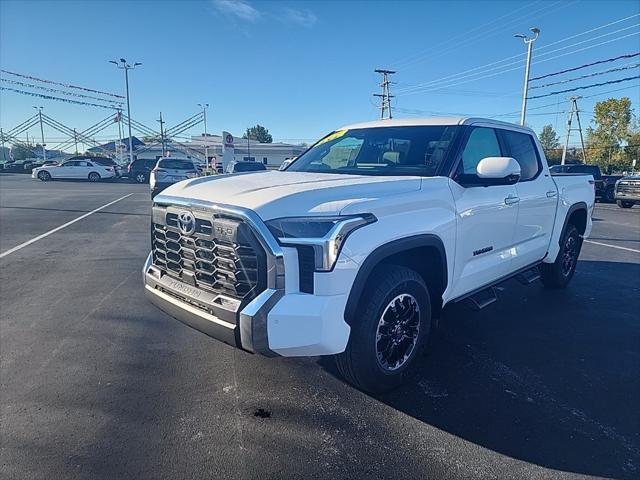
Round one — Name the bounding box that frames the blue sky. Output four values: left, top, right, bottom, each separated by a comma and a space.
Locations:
1, 0, 639, 148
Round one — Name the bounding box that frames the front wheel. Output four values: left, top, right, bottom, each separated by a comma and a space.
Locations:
37, 170, 51, 181
335, 265, 431, 393
605, 186, 616, 203
617, 200, 634, 208
88, 172, 101, 182
540, 224, 582, 289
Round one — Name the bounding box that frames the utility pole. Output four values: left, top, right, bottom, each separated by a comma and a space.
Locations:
247, 135, 251, 161
33, 106, 46, 162
561, 96, 587, 165
373, 69, 396, 120
0, 128, 6, 161
73, 128, 79, 155
110, 58, 142, 165
198, 103, 209, 173
116, 110, 124, 163
158, 112, 166, 157
515, 27, 540, 126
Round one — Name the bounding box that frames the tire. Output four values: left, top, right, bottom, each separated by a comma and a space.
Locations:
540, 224, 582, 289
617, 200, 634, 209
335, 265, 431, 393
134, 172, 147, 184
605, 186, 616, 203
37, 170, 51, 181
88, 172, 101, 182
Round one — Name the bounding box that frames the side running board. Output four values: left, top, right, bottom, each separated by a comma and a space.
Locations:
465, 287, 497, 310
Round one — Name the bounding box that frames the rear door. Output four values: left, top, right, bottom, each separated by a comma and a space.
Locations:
448, 126, 519, 298
500, 129, 557, 270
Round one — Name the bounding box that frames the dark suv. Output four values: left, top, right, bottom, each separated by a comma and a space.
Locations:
227, 161, 267, 173
127, 158, 158, 183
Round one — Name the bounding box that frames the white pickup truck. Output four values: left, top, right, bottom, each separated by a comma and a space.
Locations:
143, 118, 595, 392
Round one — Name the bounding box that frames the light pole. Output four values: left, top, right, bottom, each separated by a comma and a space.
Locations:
33, 106, 46, 162
110, 58, 141, 164
198, 103, 209, 173
515, 27, 540, 126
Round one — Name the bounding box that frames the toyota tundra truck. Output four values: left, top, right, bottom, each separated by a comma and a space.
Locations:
143, 118, 595, 392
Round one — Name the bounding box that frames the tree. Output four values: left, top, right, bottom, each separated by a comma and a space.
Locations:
243, 124, 272, 143
539, 125, 560, 151
587, 97, 633, 173
11, 144, 34, 160
539, 124, 561, 163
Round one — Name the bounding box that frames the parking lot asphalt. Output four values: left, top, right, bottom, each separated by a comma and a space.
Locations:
1, 172, 639, 480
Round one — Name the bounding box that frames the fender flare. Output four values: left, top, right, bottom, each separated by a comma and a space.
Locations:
344, 234, 447, 323
558, 201, 588, 244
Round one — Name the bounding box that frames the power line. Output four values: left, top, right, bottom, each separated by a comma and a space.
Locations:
392, 0, 576, 71
529, 62, 640, 89
394, 15, 640, 94
396, 30, 640, 96
395, 32, 640, 97
530, 51, 640, 81
528, 75, 640, 99
390, 0, 545, 69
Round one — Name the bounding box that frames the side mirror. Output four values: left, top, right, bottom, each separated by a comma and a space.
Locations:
458, 157, 521, 186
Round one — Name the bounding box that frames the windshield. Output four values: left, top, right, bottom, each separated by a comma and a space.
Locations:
287, 125, 459, 176
158, 159, 195, 170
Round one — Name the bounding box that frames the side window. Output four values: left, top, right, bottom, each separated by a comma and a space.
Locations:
459, 127, 501, 175
501, 130, 540, 181
85, 162, 94, 167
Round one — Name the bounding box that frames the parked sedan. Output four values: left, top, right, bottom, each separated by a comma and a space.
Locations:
150, 158, 198, 198
32, 159, 116, 182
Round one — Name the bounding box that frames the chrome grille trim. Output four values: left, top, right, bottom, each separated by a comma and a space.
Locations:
151, 194, 285, 293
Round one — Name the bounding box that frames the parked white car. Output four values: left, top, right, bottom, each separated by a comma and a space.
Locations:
32, 159, 116, 182
144, 117, 595, 392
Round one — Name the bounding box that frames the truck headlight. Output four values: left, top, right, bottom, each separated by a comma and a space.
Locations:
265, 214, 377, 271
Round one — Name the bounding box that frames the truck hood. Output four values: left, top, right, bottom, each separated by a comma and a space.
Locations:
159, 171, 422, 220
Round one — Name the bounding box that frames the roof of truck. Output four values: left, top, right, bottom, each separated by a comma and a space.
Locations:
338, 117, 534, 133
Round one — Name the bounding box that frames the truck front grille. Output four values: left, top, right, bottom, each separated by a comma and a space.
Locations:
617, 181, 640, 195
152, 210, 266, 302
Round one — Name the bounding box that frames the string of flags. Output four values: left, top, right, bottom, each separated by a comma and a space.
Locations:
0, 69, 125, 99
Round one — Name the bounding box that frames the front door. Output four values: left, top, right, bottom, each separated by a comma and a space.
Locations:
447, 127, 519, 300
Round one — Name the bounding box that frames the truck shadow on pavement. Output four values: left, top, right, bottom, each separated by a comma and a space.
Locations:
321, 259, 640, 480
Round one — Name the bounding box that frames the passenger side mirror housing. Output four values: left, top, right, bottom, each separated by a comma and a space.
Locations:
458, 157, 521, 187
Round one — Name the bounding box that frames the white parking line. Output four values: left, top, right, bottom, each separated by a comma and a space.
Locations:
584, 240, 640, 254
0, 193, 134, 259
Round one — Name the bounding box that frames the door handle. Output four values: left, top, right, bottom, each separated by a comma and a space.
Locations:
504, 195, 520, 205
546, 190, 558, 198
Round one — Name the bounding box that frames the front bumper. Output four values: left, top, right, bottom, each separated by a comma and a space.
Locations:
615, 193, 640, 202
143, 195, 353, 357
144, 252, 351, 357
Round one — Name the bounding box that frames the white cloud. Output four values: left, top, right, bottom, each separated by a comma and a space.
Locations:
283, 7, 318, 28
212, 0, 260, 22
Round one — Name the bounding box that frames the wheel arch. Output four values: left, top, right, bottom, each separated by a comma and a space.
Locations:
344, 234, 448, 325
562, 202, 588, 240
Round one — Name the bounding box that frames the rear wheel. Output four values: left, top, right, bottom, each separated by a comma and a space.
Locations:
540, 224, 582, 289
617, 200, 634, 208
88, 172, 101, 182
37, 170, 51, 181
135, 172, 147, 183
335, 265, 431, 393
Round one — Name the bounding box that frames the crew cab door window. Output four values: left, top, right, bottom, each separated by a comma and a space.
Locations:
500, 130, 541, 181
448, 127, 519, 299
458, 127, 501, 175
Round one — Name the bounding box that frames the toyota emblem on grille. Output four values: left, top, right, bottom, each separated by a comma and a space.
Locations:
177, 211, 196, 235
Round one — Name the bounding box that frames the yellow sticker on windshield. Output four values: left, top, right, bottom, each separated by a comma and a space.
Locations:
315, 129, 347, 147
